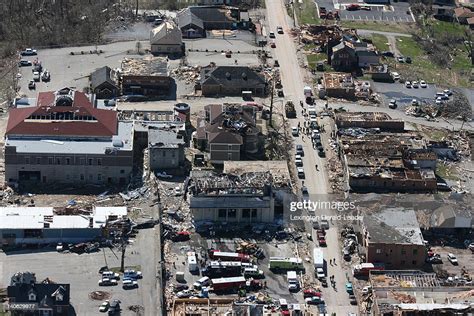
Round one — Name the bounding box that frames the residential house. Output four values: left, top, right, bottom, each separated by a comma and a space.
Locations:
90, 66, 119, 99
177, 6, 250, 38
194, 103, 261, 164
150, 21, 184, 56
5, 88, 133, 185
120, 57, 172, 96
6, 272, 71, 316
361, 208, 426, 269
200, 65, 267, 97
331, 41, 358, 71
454, 6, 474, 24
148, 127, 186, 170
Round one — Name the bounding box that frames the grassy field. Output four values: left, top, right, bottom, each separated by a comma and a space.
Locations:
393, 36, 471, 87
430, 20, 469, 37
370, 34, 390, 51
294, 0, 320, 25
436, 163, 459, 181
306, 53, 327, 68
339, 20, 414, 34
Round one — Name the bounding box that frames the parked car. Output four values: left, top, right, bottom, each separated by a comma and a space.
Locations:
447, 253, 458, 265
123, 269, 142, 279
318, 148, 326, 158
420, 80, 427, 88
99, 300, 110, 312
397, 56, 405, 63
412, 81, 419, 88
274, 60, 280, 67
391, 72, 400, 80
346, 4, 360, 10
349, 294, 357, 305
316, 268, 325, 279
269, 31, 275, 38
345, 282, 354, 294
320, 220, 329, 229
296, 144, 304, 156
28, 80, 36, 90
405, 81, 412, 88
102, 271, 120, 280
389, 99, 397, 109
270, 41, 276, 48
305, 296, 325, 305
98, 278, 118, 286
21, 48, 37, 56
295, 155, 303, 167
108, 299, 121, 315
174, 186, 182, 196
362, 286, 372, 294
411, 99, 419, 106
405, 56, 412, 63
122, 279, 139, 289
297, 167, 305, 179
292, 127, 299, 136
19, 60, 32, 66
33, 71, 40, 82
361, 6, 371, 10
304, 289, 322, 298
41, 71, 50, 82
176, 290, 194, 298
277, 26, 284, 34
301, 186, 309, 197
426, 254, 442, 264
443, 89, 453, 96
382, 51, 395, 58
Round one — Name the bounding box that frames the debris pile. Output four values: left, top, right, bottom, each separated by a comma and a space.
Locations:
171, 65, 201, 84
89, 291, 111, 301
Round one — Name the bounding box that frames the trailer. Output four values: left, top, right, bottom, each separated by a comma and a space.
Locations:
313, 248, 324, 270
352, 263, 384, 277
188, 252, 198, 273
211, 276, 246, 292
269, 257, 304, 271
203, 261, 243, 278
209, 250, 250, 262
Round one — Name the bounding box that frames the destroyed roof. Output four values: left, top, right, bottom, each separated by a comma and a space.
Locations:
182, 6, 239, 25
190, 196, 272, 208
370, 270, 440, 288
201, 66, 266, 88
90, 66, 116, 90
150, 21, 182, 45
395, 303, 471, 311
6, 88, 118, 137
121, 57, 169, 76
223, 161, 291, 184
363, 208, 424, 245
148, 128, 185, 148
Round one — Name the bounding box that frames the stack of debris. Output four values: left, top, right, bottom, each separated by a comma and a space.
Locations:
171, 65, 201, 84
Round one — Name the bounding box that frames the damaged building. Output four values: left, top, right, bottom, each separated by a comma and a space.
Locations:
0, 206, 127, 246
194, 103, 262, 164
148, 127, 186, 170
189, 161, 291, 223
5, 88, 134, 186
338, 130, 438, 192
335, 112, 404, 132
321, 72, 355, 99
120, 57, 172, 96
368, 270, 474, 316
361, 208, 426, 269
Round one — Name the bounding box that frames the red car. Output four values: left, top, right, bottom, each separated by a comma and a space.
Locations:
304, 289, 322, 298
317, 229, 326, 236
346, 4, 360, 11
270, 41, 276, 48
318, 238, 327, 246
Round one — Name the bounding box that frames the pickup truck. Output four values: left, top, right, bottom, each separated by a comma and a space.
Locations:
21, 48, 37, 56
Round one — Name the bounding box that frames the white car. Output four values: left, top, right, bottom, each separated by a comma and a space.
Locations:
443, 89, 453, 96
176, 290, 194, 298
33, 71, 40, 82
292, 127, 299, 136
297, 167, 305, 179
419, 80, 427, 88
99, 300, 109, 312
411, 99, 419, 106
405, 81, 412, 88
174, 186, 182, 196
123, 269, 142, 279
98, 278, 118, 286
316, 267, 325, 279
447, 253, 458, 265
295, 155, 303, 167
102, 271, 120, 280
391, 72, 400, 81
412, 81, 419, 88
122, 279, 139, 289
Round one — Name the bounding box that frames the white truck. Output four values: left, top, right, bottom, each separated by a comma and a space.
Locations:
313, 247, 324, 270
287, 271, 299, 291
304, 86, 313, 97
187, 252, 199, 273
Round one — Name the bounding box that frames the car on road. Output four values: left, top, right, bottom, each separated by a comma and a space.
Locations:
318, 148, 326, 158
346, 4, 360, 11
397, 56, 405, 63
122, 279, 138, 289
349, 294, 357, 305
99, 300, 110, 312
33, 71, 40, 82
405, 81, 412, 88
270, 41, 276, 48
277, 26, 284, 34
320, 278, 328, 287
296, 144, 304, 156
292, 127, 299, 136
447, 253, 458, 265
305, 296, 325, 305
316, 268, 325, 279
320, 220, 329, 229
295, 155, 303, 167
297, 167, 305, 179
412, 81, 419, 88
19, 60, 32, 67
98, 278, 118, 286
269, 31, 275, 38
318, 237, 327, 246
301, 186, 309, 198
420, 80, 427, 88
312, 221, 320, 229
21, 48, 37, 56
345, 282, 354, 294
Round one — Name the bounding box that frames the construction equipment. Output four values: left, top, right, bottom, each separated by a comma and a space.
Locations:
285, 100, 296, 118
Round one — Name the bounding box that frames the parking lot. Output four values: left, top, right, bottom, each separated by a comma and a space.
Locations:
0, 228, 157, 315
372, 81, 438, 108
315, 0, 414, 22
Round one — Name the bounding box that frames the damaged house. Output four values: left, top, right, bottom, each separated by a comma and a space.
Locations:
189, 161, 291, 223
120, 57, 172, 96
194, 103, 262, 164
148, 127, 186, 170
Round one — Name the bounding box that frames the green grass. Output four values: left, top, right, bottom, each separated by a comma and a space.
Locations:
294, 0, 320, 25
339, 21, 415, 34
370, 34, 390, 51
436, 164, 458, 181
430, 20, 469, 37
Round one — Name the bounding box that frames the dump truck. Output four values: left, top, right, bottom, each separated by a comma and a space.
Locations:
285, 100, 296, 118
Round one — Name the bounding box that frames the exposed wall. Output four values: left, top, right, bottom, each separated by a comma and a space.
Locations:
365, 241, 426, 269
149, 146, 185, 170
209, 143, 241, 163
0, 228, 102, 245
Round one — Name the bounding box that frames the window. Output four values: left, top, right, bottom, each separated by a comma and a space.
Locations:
251, 209, 257, 218
36, 157, 41, 164
163, 151, 166, 157
413, 249, 418, 255
88, 174, 93, 180
228, 145, 233, 150
218, 209, 226, 218
376, 249, 382, 254
48, 157, 54, 165
401, 249, 406, 255
80, 174, 84, 181
172, 151, 176, 158
65, 158, 70, 165
227, 209, 237, 218
25, 157, 30, 164
242, 209, 251, 218
401, 260, 406, 265
66, 174, 70, 180
56, 158, 61, 165
80, 158, 85, 165
97, 158, 102, 166
412, 260, 417, 265
88, 158, 93, 165
98, 174, 102, 181
120, 169, 125, 174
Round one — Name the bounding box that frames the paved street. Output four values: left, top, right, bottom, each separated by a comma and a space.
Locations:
266, 0, 357, 313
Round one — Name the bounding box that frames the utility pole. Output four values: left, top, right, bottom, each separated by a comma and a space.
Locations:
269, 79, 275, 127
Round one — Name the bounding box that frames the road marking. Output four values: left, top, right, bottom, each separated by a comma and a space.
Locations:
352, 14, 355, 19
393, 16, 396, 21
359, 15, 362, 20
365, 15, 368, 20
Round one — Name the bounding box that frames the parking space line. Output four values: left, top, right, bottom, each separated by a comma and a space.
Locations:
352, 14, 355, 19
393, 16, 396, 21
359, 15, 362, 20
366, 15, 368, 20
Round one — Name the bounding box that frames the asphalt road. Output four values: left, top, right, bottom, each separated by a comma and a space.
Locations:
265, 0, 357, 314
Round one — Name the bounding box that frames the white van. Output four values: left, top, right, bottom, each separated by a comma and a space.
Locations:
193, 276, 210, 289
